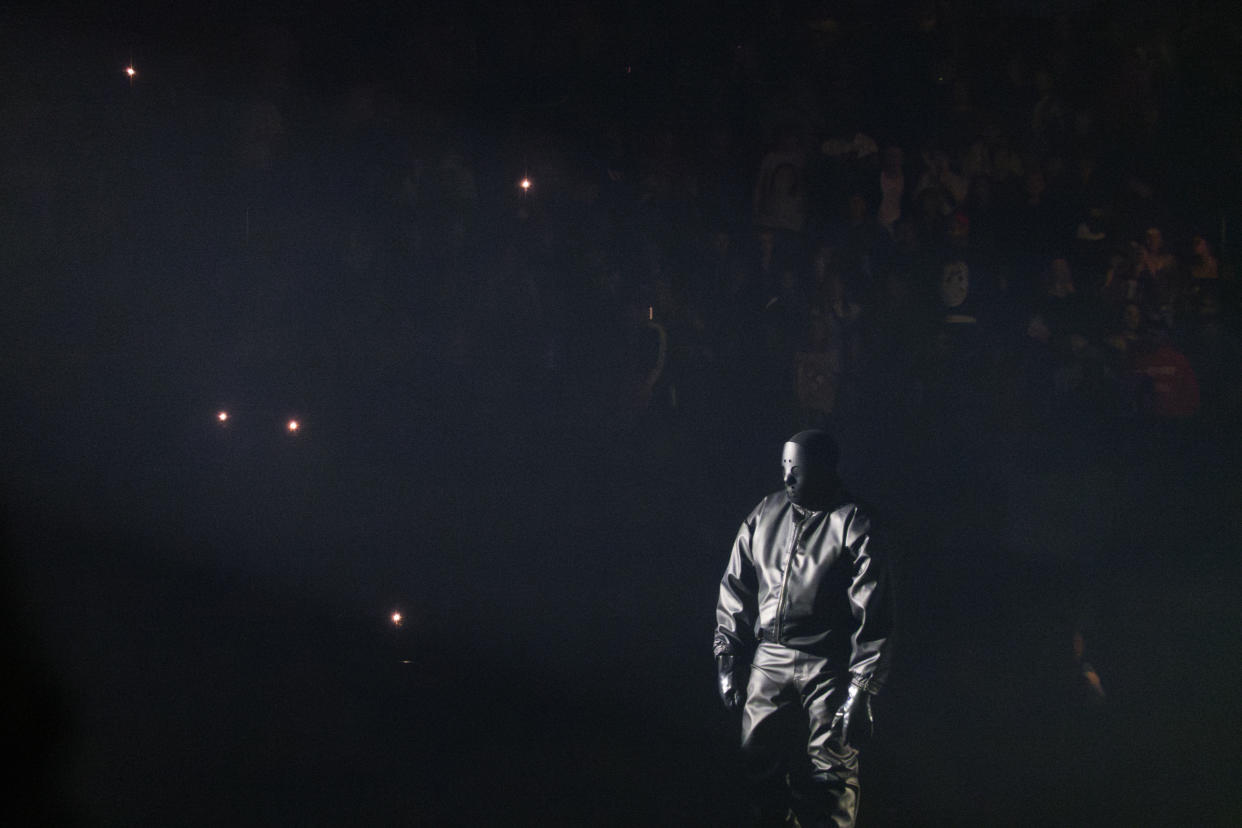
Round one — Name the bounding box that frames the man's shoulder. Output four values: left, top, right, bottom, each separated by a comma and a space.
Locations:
749, 492, 787, 518
740, 492, 794, 525
834, 493, 880, 538
834, 487, 877, 513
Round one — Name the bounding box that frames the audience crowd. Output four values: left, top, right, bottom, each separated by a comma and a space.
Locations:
6, 3, 1240, 461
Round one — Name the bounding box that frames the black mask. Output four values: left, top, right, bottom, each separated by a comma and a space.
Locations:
782, 430, 839, 510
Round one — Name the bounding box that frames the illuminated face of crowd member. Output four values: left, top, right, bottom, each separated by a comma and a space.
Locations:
1145, 227, 1164, 254
939, 260, 970, 308
1050, 258, 1075, 296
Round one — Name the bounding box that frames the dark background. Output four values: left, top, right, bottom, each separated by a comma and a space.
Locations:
4, 1, 1242, 825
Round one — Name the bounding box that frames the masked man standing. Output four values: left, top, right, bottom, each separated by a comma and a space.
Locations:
714, 430, 894, 827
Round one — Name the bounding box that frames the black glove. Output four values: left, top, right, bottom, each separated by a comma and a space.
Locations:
829, 683, 873, 746
716, 652, 744, 711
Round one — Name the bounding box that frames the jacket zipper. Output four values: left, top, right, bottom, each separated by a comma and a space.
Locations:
774, 514, 804, 643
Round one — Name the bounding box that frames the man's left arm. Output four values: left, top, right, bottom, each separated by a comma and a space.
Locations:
845, 510, 894, 694
832, 508, 895, 743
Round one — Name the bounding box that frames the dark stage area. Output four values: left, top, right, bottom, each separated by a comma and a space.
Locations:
8, 380, 1242, 825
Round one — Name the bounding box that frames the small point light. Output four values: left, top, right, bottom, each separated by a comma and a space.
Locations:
125, 66, 136, 78
519, 177, 532, 191
287, 419, 300, 433
391, 612, 403, 627
217, 410, 229, 423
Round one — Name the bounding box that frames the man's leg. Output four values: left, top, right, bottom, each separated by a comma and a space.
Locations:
740, 644, 801, 827
794, 662, 861, 828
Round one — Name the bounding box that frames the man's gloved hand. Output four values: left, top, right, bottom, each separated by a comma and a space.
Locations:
716, 652, 744, 711
830, 682, 873, 746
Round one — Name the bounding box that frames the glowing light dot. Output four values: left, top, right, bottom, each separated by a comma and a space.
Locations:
217, 411, 229, 422
391, 612, 403, 627
126, 66, 136, 78
287, 419, 299, 432
520, 177, 531, 191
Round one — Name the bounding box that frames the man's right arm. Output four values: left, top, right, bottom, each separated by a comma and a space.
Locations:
713, 502, 763, 711
713, 502, 762, 660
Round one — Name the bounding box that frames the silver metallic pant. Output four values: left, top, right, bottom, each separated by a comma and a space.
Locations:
740, 642, 860, 828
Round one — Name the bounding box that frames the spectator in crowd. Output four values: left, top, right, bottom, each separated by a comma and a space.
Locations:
1104, 301, 1145, 363
758, 243, 811, 373
794, 243, 865, 430
913, 148, 967, 220
984, 125, 1026, 200
836, 191, 887, 302
795, 312, 843, 431
1132, 225, 1180, 327
1136, 226, 1177, 282
920, 258, 997, 426
1188, 234, 1220, 282
944, 211, 972, 261
1011, 166, 1062, 263
912, 176, 951, 255
1100, 248, 1143, 310
962, 175, 999, 260
1023, 257, 1110, 413
1183, 285, 1242, 424
1031, 257, 1092, 344
1067, 154, 1112, 229
753, 125, 809, 239
1125, 321, 1201, 420
1067, 156, 1113, 263
876, 145, 906, 235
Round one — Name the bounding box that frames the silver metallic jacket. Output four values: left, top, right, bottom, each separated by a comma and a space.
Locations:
713, 493, 894, 694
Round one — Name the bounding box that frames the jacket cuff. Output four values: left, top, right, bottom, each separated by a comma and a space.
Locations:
850, 674, 883, 695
